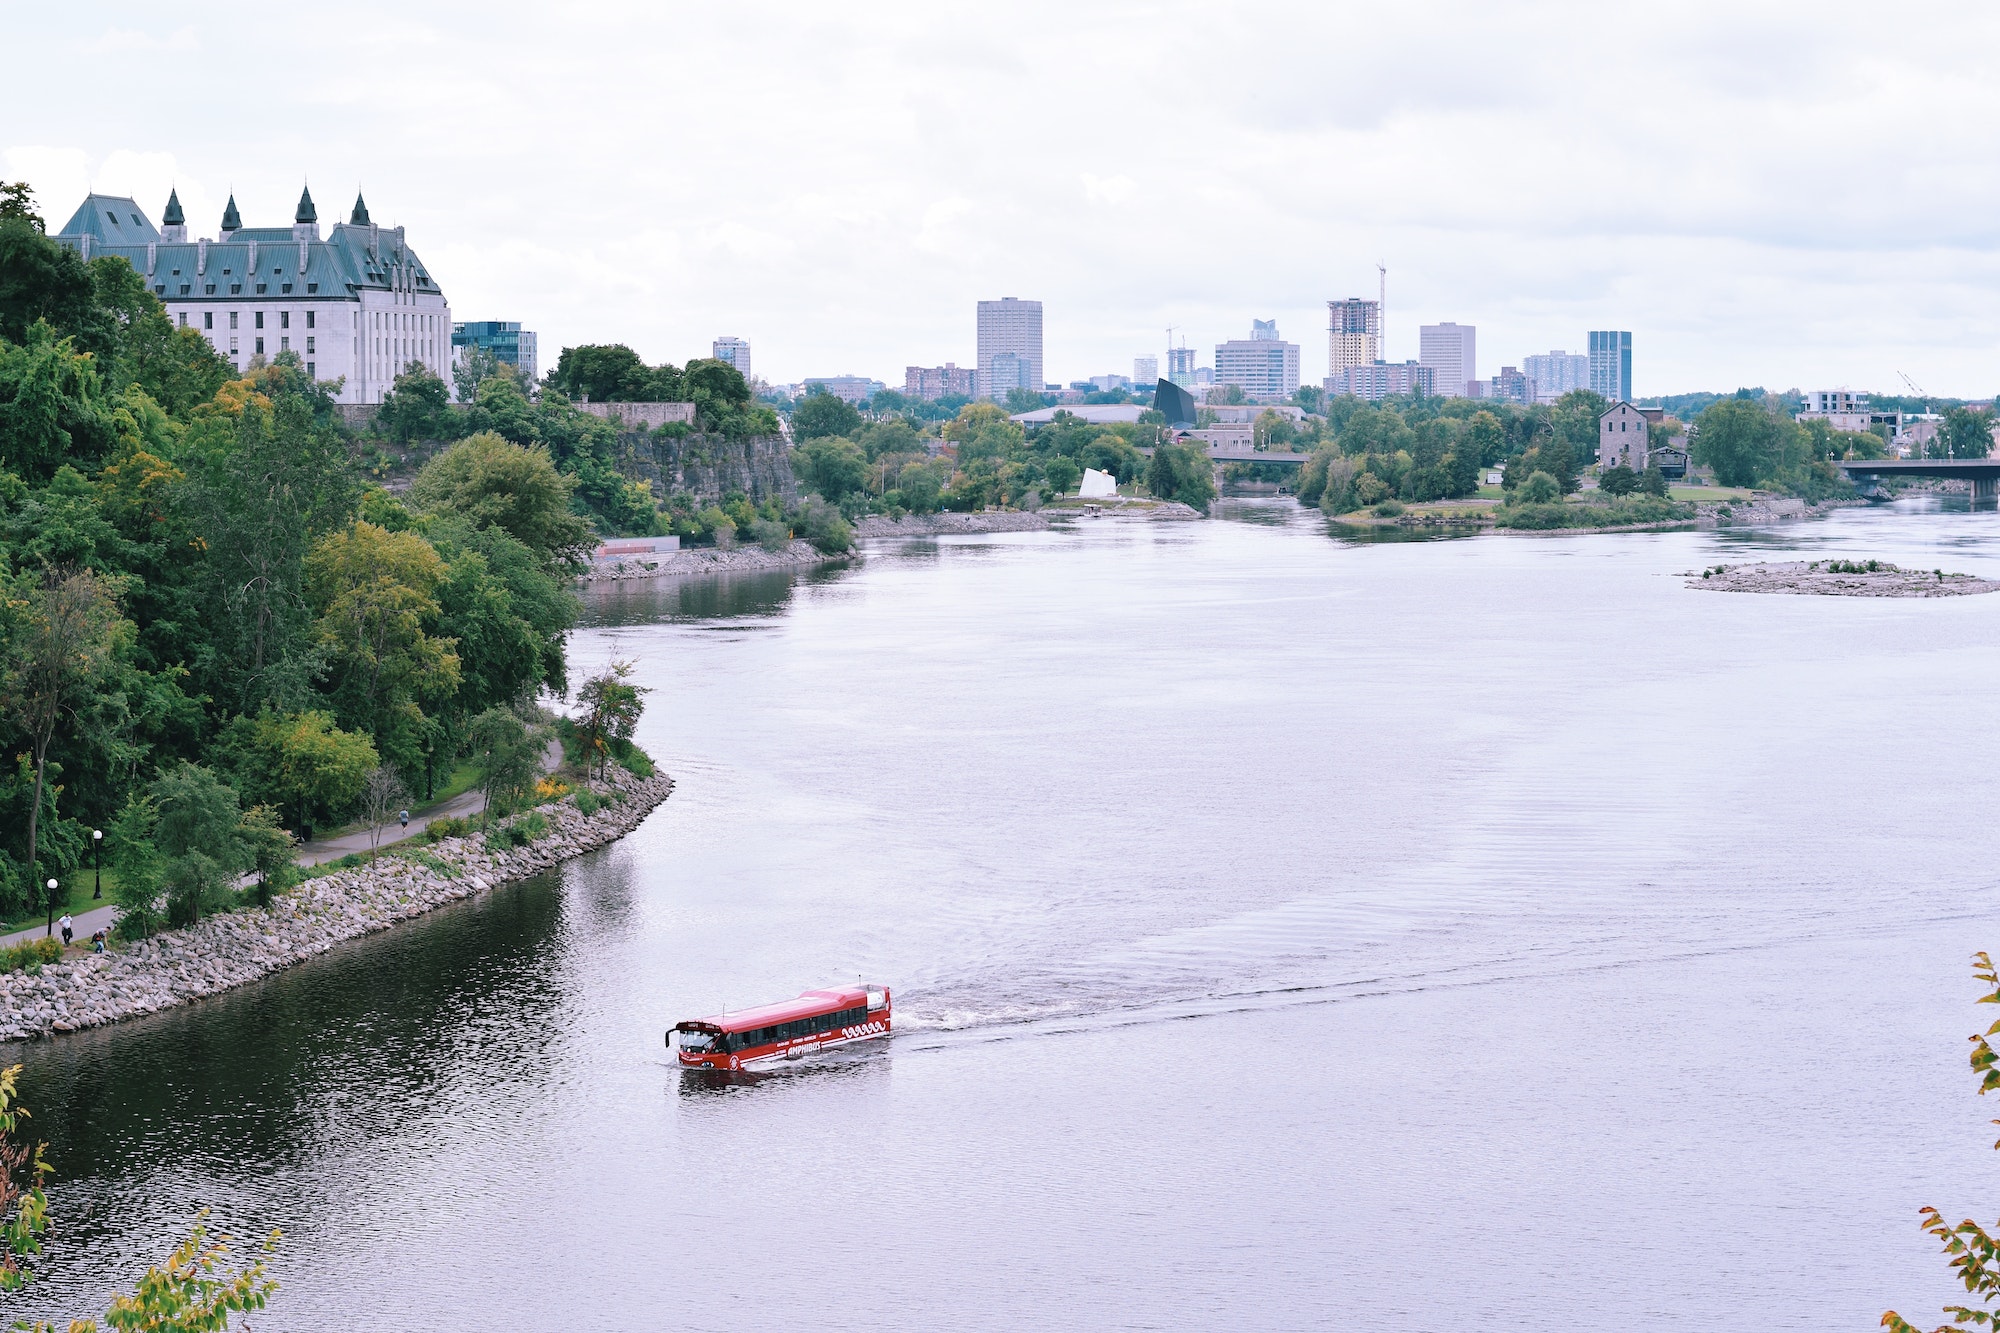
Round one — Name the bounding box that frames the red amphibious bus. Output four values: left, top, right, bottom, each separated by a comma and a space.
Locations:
669, 984, 892, 1071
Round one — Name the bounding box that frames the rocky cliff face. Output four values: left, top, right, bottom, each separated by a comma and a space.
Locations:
618, 432, 798, 506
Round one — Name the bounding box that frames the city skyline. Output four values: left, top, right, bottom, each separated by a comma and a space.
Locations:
9, 5, 1999, 396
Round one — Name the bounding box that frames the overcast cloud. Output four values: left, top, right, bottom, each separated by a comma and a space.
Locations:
8, 1, 1999, 396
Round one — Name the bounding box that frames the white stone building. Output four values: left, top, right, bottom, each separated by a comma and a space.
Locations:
712, 336, 752, 380
1214, 320, 1300, 399
52, 186, 450, 404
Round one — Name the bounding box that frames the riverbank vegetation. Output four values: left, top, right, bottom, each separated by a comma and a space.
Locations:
0, 183, 661, 925
784, 391, 1215, 514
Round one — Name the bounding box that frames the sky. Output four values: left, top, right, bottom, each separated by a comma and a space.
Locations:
7, 1, 2000, 397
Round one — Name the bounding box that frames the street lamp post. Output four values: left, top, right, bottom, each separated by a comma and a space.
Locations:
45, 879, 57, 938
92, 829, 103, 899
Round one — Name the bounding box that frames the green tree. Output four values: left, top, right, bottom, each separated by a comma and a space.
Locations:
0, 322, 119, 483
465, 706, 544, 816
1, 566, 126, 924
220, 710, 377, 841
896, 459, 946, 513
1694, 398, 1784, 487
575, 660, 648, 782
1600, 464, 1640, 496
546, 343, 654, 402
1145, 440, 1217, 511
1002, 387, 1049, 414
1516, 470, 1561, 504
1043, 456, 1082, 495
791, 387, 863, 441
377, 362, 456, 443
0, 218, 99, 353
150, 762, 247, 926
792, 435, 868, 501
409, 432, 593, 575
236, 803, 297, 907
305, 521, 461, 772
105, 793, 163, 938
1937, 407, 1995, 461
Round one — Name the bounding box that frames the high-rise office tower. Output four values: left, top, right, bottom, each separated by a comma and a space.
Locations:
1418, 322, 1476, 398
1327, 299, 1380, 380
1167, 345, 1197, 387
1134, 354, 1158, 385
711, 336, 751, 380
1215, 320, 1301, 399
977, 297, 1043, 399
1588, 331, 1632, 403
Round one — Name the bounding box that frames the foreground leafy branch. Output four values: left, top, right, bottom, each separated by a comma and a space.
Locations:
0, 1064, 279, 1331
1884, 952, 2000, 1331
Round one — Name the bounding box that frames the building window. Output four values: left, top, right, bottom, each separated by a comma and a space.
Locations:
280, 337, 290, 352
255, 337, 264, 354
177, 312, 187, 327
307, 283, 318, 295
306, 336, 315, 354
306, 311, 315, 329
280, 311, 290, 330
281, 283, 292, 295
229, 337, 238, 354
203, 312, 213, 330
255, 312, 264, 329
255, 283, 267, 295
307, 361, 315, 379
230, 284, 241, 295
205, 284, 215, 295
229, 311, 239, 330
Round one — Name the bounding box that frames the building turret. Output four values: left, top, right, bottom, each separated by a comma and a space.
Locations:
160, 188, 186, 242
219, 193, 241, 238
293, 184, 319, 242
349, 191, 371, 226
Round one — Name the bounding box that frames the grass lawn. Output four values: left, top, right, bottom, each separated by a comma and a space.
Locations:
0, 868, 121, 935
1669, 485, 1752, 502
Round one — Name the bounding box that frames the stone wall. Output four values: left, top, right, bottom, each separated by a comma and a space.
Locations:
0, 773, 674, 1043
573, 401, 697, 430
615, 432, 798, 506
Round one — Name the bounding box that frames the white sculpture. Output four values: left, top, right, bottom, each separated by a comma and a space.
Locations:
1079, 468, 1118, 498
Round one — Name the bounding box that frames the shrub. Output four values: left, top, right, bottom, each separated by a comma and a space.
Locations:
573, 790, 606, 816
1372, 499, 1405, 518
407, 849, 459, 878
334, 852, 364, 869
612, 741, 655, 779
516, 811, 550, 841
34, 937, 61, 963
425, 815, 471, 842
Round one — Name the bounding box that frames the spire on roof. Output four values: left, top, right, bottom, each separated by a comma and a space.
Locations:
350, 191, 371, 226
295, 184, 317, 224
220, 193, 241, 232
162, 188, 184, 226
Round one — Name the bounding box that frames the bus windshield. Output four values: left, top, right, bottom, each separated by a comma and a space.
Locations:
677, 1030, 716, 1052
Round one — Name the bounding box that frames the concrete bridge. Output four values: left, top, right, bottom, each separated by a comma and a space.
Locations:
1840, 459, 2000, 502
1136, 444, 1309, 467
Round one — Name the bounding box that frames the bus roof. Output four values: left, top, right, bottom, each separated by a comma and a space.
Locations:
695, 986, 876, 1034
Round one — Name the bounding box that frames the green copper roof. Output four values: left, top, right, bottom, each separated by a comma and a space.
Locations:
162, 188, 184, 226
50, 194, 446, 304
221, 194, 241, 231
350, 192, 370, 225
54, 194, 160, 245
295, 185, 316, 224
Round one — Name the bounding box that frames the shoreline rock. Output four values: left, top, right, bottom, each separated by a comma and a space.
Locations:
1686, 560, 2000, 597
583, 540, 845, 582
0, 772, 676, 1045
853, 511, 1051, 537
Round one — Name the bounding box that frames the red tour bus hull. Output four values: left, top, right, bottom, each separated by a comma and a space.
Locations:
669, 985, 892, 1071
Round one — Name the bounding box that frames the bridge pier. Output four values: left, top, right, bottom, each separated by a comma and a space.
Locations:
1977, 477, 2000, 507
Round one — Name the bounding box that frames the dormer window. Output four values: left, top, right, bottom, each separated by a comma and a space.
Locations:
281, 283, 293, 295
170, 268, 181, 276
230, 283, 242, 295
255, 283, 267, 295
222, 268, 231, 275
130, 214, 141, 226
307, 283, 318, 294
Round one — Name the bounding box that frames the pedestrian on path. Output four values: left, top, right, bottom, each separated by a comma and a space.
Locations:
399, 809, 410, 833
59, 914, 72, 948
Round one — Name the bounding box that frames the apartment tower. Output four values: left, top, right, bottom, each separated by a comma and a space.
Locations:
1327, 299, 1380, 381
1417, 322, 1476, 399
977, 297, 1043, 399
1588, 331, 1632, 402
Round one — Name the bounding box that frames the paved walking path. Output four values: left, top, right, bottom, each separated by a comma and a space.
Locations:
0, 742, 564, 951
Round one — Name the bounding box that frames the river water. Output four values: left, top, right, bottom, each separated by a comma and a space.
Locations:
8, 496, 2000, 1331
